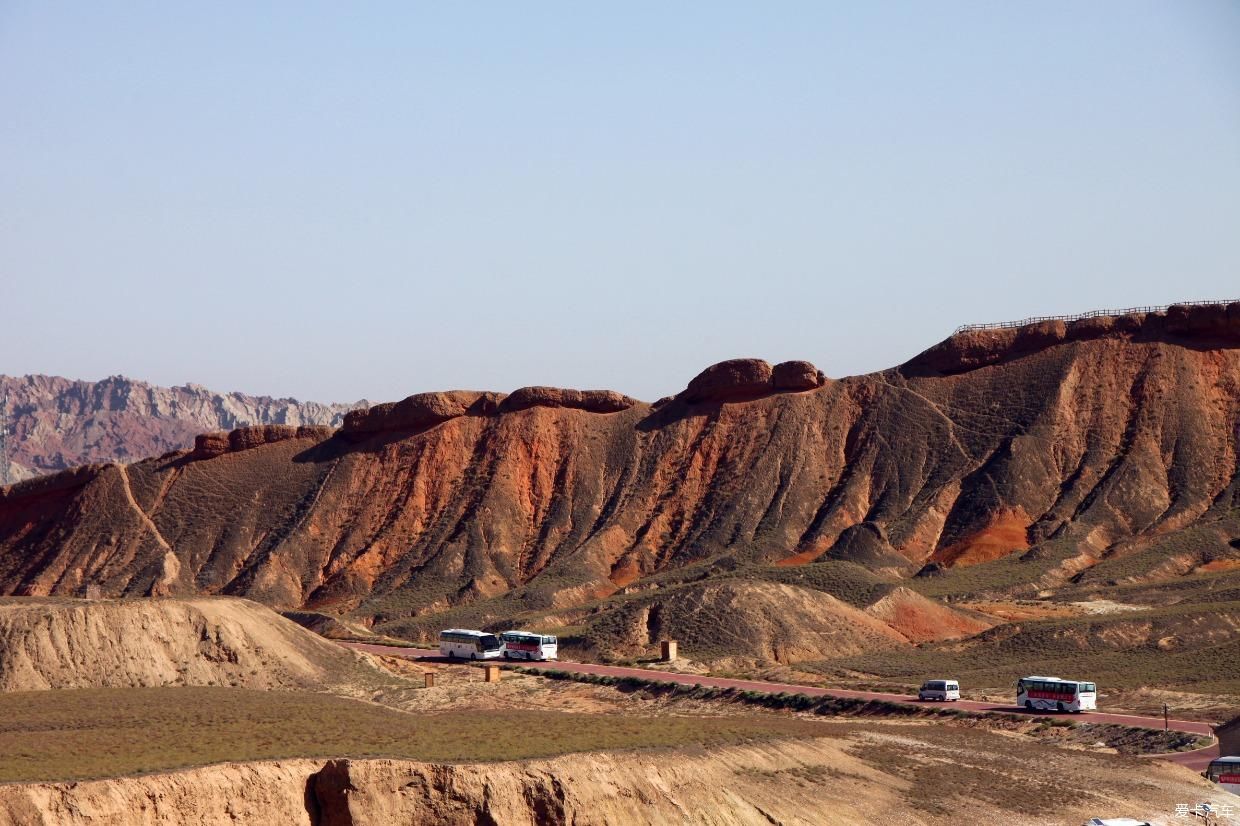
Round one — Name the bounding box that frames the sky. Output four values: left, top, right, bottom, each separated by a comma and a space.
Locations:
2, 2, 1238, 404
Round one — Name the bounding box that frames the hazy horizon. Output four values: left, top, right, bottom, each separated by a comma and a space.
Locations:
4, 2, 1238, 403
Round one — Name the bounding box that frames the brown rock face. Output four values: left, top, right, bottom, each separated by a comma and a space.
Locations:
193, 426, 337, 459
499, 387, 637, 414
905, 301, 1240, 375
771, 360, 825, 391
341, 391, 502, 434
0, 311, 1238, 634
338, 387, 636, 436
0, 374, 361, 480
682, 359, 774, 402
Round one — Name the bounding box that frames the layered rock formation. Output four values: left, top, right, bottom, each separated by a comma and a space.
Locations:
0, 305, 1237, 632
0, 374, 361, 480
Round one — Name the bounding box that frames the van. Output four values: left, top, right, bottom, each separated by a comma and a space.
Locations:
917, 679, 960, 701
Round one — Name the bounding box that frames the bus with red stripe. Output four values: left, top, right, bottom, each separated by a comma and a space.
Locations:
500, 631, 558, 661
1016, 676, 1096, 713
1205, 756, 1240, 795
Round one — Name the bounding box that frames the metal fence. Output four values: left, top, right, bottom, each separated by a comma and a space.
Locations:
953, 299, 1237, 335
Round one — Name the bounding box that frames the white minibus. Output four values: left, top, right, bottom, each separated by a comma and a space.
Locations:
917, 679, 960, 701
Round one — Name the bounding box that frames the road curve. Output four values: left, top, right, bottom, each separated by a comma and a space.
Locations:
344, 642, 1219, 771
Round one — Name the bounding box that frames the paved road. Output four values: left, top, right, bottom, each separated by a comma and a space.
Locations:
345, 642, 1220, 771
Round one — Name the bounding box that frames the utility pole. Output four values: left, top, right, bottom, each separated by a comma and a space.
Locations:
1164, 703, 1169, 733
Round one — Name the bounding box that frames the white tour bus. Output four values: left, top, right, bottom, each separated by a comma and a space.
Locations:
439, 628, 504, 660
1016, 675, 1096, 713
500, 631, 558, 661
1205, 756, 1240, 795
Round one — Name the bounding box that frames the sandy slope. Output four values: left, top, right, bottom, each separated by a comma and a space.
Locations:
0, 597, 394, 693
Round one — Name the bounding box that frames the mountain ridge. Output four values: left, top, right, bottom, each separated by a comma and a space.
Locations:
1, 301, 1237, 646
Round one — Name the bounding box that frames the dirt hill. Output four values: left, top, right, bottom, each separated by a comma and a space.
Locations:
0, 597, 395, 692
0, 302, 1238, 638
0, 374, 361, 481
574, 580, 913, 664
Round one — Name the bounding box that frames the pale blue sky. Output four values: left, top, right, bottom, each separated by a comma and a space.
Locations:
2, 2, 1238, 403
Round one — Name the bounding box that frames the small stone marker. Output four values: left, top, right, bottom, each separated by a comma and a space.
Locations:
661, 639, 678, 662
484, 664, 501, 683
424, 672, 436, 688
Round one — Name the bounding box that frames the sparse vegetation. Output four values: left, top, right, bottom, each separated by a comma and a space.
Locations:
0, 687, 830, 783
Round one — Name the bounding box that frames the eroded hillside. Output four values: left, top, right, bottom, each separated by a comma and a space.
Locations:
0, 597, 399, 693
0, 303, 1238, 641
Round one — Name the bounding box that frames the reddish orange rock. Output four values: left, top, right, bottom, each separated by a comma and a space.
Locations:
499, 387, 637, 414
342, 391, 504, 434
772, 361, 826, 391
682, 359, 773, 402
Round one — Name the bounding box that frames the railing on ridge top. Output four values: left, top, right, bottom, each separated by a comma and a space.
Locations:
953, 299, 1237, 335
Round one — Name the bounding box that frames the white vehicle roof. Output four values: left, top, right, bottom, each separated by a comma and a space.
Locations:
1082, 819, 1150, 826
1021, 675, 1085, 683
1211, 755, 1240, 764
503, 630, 546, 637
440, 628, 493, 637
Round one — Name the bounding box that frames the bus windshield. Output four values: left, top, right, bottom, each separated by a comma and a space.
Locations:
478, 634, 502, 651
1208, 761, 1240, 783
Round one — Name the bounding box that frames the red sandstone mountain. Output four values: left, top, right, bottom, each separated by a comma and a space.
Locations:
0, 374, 361, 481
0, 303, 1237, 651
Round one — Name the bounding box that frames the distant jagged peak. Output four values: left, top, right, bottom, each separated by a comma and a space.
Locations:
0, 373, 359, 478
904, 299, 1240, 376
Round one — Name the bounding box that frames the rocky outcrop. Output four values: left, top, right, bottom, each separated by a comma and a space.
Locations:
341, 391, 505, 435
339, 388, 637, 437
498, 387, 637, 414
905, 301, 1240, 376
682, 359, 775, 402
771, 360, 826, 391
0, 374, 361, 480
191, 425, 336, 459
681, 358, 827, 403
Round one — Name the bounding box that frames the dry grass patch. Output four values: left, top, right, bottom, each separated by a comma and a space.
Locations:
0, 687, 831, 783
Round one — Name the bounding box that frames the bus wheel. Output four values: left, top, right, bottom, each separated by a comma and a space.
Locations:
1056, 702, 1065, 713
470, 653, 476, 661
1024, 700, 1033, 710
